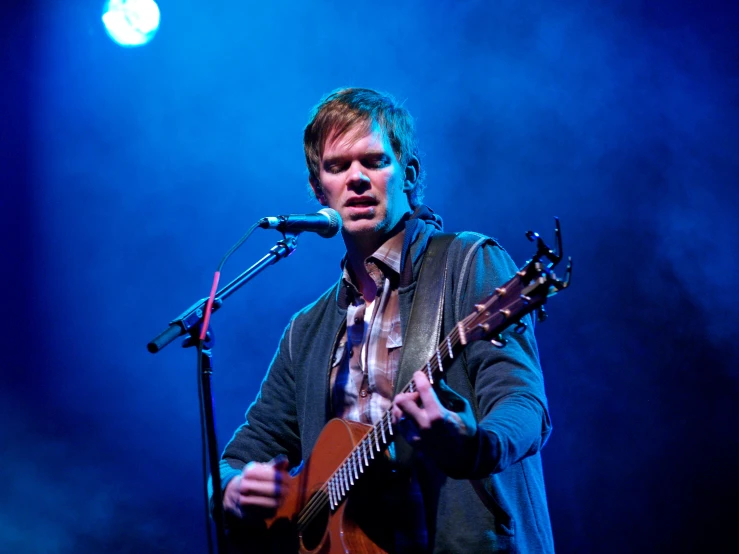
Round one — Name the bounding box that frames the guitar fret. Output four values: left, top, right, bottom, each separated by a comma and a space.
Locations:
380, 421, 386, 443
457, 322, 467, 345
368, 437, 375, 459
437, 349, 444, 371
387, 413, 393, 435
426, 361, 434, 384
348, 461, 354, 485
363, 438, 369, 464
329, 479, 335, 509
447, 336, 453, 358
374, 428, 380, 451
352, 453, 359, 480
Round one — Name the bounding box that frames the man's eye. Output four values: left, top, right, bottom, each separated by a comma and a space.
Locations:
365, 156, 389, 168
326, 163, 345, 174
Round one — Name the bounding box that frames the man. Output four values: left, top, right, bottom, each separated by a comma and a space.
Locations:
216, 87, 555, 553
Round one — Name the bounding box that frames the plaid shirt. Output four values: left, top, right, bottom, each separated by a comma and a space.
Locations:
331, 227, 430, 551
330, 231, 405, 424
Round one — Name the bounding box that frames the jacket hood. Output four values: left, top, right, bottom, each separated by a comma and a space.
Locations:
399, 205, 444, 286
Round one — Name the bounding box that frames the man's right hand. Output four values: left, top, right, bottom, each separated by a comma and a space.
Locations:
223, 456, 291, 520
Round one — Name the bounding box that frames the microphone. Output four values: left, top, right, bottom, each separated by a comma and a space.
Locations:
258, 208, 342, 238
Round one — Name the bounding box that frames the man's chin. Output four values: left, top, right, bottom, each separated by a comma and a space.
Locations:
343, 220, 379, 236
342, 209, 377, 227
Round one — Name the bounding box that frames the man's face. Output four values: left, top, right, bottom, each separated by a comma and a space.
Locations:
313, 124, 413, 240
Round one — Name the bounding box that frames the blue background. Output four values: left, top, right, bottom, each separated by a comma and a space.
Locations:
2, 0, 738, 552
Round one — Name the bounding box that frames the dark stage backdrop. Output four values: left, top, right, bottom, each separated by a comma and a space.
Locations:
2, 0, 738, 552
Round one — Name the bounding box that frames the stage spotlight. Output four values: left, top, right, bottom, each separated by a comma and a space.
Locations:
102, 0, 161, 47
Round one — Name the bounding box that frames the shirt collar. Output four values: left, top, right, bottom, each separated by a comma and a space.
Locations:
334, 205, 444, 307
341, 229, 406, 294
367, 230, 405, 274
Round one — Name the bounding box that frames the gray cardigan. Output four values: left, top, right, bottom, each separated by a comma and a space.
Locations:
218, 208, 555, 553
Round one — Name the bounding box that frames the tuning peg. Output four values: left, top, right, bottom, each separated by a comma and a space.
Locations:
490, 334, 508, 348
537, 307, 548, 323
514, 321, 528, 334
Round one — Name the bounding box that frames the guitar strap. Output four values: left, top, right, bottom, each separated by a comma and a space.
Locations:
393, 231, 456, 464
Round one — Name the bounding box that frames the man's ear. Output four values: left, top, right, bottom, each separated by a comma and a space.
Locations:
309, 176, 328, 206
403, 156, 420, 192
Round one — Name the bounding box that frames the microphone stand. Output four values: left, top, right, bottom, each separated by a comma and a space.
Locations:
147, 232, 299, 554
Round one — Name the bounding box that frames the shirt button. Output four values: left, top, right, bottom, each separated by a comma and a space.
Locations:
360, 389, 368, 398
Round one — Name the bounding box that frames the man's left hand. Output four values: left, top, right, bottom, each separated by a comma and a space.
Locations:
391, 370, 479, 477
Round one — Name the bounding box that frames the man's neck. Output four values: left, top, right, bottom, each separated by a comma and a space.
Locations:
345, 256, 377, 302
344, 238, 382, 302
343, 219, 406, 301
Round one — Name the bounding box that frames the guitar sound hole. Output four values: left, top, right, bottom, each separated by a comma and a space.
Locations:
300, 492, 330, 551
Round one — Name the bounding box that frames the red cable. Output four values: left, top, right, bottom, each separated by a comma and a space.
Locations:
199, 271, 221, 341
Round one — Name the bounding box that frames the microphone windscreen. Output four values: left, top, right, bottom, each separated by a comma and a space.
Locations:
318, 208, 342, 237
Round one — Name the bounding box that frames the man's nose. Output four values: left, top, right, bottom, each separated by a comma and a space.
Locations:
346, 162, 371, 187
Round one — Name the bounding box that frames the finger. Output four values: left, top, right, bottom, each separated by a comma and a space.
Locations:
396, 395, 428, 429
238, 478, 283, 498
270, 455, 292, 496
393, 391, 420, 411
412, 370, 431, 390
242, 461, 279, 481
391, 404, 404, 424
271, 454, 290, 472
413, 371, 443, 420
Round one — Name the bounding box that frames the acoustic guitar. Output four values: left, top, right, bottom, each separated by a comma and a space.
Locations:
235, 221, 571, 553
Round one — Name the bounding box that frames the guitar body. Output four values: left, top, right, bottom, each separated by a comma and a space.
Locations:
267, 418, 389, 554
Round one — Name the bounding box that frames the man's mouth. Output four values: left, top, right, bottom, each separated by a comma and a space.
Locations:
345, 197, 377, 208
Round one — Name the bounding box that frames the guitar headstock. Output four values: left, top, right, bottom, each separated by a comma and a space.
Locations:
462, 218, 572, 346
